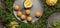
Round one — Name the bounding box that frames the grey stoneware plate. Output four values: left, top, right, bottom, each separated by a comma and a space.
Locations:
47, 13, 60, 28
13, 0, 44, 23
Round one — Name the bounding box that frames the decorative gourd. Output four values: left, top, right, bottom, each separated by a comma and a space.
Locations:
11, 25, 16, 28
10, 21, 18, 28
24, 0, 33, 8
46, 0, 58, 6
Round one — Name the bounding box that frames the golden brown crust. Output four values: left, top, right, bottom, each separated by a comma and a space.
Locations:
13, 5, 19, 11
17, 11, 23, 17
20, 15, 26, 20
25, 10, 30, 15
35, 11, 41, 18
27, 17, 32, 22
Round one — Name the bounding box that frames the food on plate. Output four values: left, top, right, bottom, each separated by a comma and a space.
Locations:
21, 15, 26, 20
24, 0, 33, 8
35, 11, 41, 18
17, 11, 23, 17
13, 5, 19, 11
25, 10, 30, 15
46, 0, 58, 6
27, 16, 32, 22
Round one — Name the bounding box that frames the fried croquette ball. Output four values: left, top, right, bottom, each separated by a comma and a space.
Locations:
27, 17, 32, 22
13, 5, 19, 11
21, 15, 26, 20
35, 11, 41, 17
17, 11, 23, 17
26, 10, 30, 15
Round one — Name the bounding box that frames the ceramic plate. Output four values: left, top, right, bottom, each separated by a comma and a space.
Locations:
47, 13, 60, 28
13, 0, 44, 23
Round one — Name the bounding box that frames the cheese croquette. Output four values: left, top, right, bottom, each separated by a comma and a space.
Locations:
26, 10, 30, 15
13, 5, 19, 11
21, 15, 26, 20
17, 11, 23, 17
35, 11, 41, 17
27, 17, 32, 22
